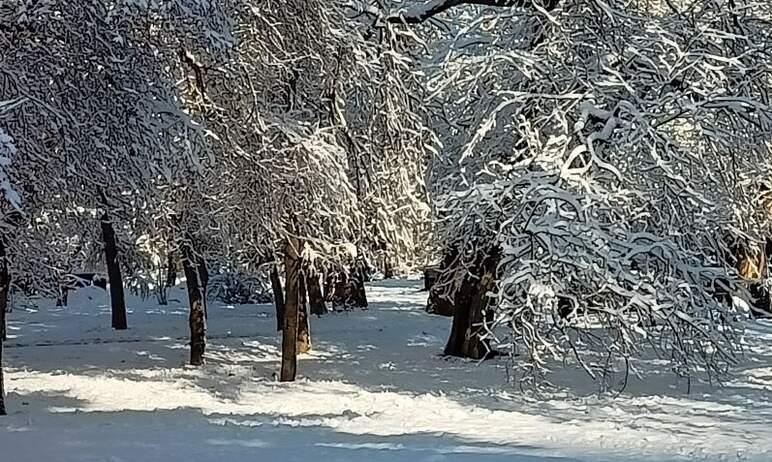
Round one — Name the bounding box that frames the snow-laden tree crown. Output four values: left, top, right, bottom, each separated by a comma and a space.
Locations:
377, 0, 772, 384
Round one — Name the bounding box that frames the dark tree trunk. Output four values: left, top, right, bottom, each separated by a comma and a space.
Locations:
101, 213, 127, 330
732, 238, 772, 318
0, 238, 7, 414
165, 253, 177, 288
297, 272, 311, 354
181, 240, 206, 366
322, 269, 337, 304
281, 238, 301, 382
424, 267, 439, 292
0, 335, 5, 415
0, 241, 7, 342
306, 269, 326, 316
271, 265, 285, 332
56, 287, 69, 307
352, 264, 368, 308
330, 270, 350, 311
328, 266, 368, 310
198, 257, 209, 320
444, 248, 498, 360
383, 258, 394, 279
427, 249, 458, 316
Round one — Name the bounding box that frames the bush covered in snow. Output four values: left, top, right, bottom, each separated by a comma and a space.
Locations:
207, 271, 273, 305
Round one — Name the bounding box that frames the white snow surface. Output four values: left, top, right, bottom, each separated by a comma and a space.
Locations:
2, 279, 772, 462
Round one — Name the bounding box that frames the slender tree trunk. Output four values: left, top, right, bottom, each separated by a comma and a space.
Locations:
165, 253, 177, 288
352, 263, 368, 309
198, 257, 209, 320
330, 270, 349, 311
181, 240, 206, 366
56, 287, 68, 307
0, 241, 6, 341
322, 270, 334, 302
0, 335, 5, 415
444, 248, 498, 359
281, 238, 301, 382
383, 258, 394, 279
297, 272, 311, 353
0, 238, 7, 414
271, 265, 285, 332
307, 268, 326, 316
101, 213, 127, 330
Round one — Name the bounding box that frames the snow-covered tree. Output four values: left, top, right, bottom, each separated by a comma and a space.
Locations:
136, 0, 437, 376
0, 125, 21, 416
385, 0, 772, 387
1, 0, 213, 351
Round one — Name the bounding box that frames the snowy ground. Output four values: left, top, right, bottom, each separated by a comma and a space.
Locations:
2, 279, 772, 462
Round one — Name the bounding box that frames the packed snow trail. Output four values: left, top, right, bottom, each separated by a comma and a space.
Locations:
2, 279, 771, 461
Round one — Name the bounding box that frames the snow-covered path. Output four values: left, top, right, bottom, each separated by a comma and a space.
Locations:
2, 279, 771, 461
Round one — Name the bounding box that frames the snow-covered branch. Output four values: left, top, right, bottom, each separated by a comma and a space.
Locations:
386, 0, 560, 24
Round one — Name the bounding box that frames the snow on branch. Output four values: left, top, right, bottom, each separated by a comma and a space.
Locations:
0, 128, 21, 212
386, 0, 560, 24
424, 0, 772, 387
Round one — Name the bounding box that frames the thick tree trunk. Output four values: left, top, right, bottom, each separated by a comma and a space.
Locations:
281, 238, 301, 382
427, 249, 458, 316
271, 265, 285, 332
297, 272, 311, 354
101, 213, 127, 330
444, 248, 498, 359
181, 241, 206, 366
165, 253, 177, 288
328, 267, 368, 310
424, 266, 440, 292
306, 269, 326, 316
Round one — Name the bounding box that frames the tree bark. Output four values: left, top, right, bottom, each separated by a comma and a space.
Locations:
444, 248, 498, 359
322, 270, 334, 302
198, 257, 209, 320
306, 268, 326, 316
165, 253, 177, 288
427, 249, 457, 316
329, 270, 346, 311
101, 213, 127, 330
328, 267, 368, 310
297, 271, 311, 354
271, 265, 285, 332
181, 239, 206, 366
0, 334, 5, 415
383, 258, 394, 279
352, 264, 368, 308
0, 237, 6, 414
281, 238, 301, 382
0, 239, 7, 341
